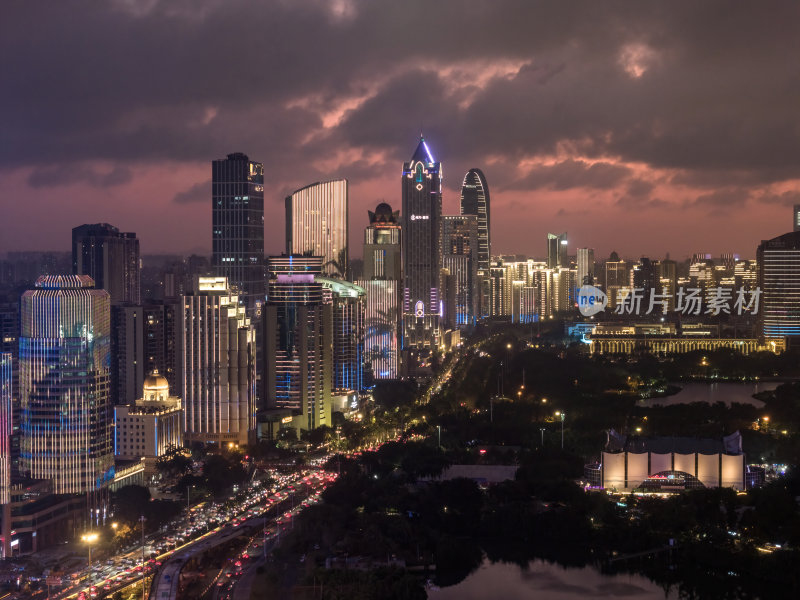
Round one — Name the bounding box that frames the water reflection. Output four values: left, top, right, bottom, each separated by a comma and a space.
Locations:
640, 381, 775, 407
431, 559, 674, 599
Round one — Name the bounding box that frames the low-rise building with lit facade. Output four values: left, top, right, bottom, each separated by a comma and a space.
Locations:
115, 370, 183, 476
597, 430, 745, 492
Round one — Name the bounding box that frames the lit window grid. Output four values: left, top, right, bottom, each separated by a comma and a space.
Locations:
287, 180, 349, 278
19, 282, 114, 495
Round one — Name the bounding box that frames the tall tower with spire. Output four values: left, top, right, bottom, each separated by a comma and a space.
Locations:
401, 136, 442, 353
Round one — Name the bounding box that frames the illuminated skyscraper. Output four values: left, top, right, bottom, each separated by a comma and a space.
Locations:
0, 353, 10, 558
19, 276, 113, 511
794, 204, 800, 232
181, 277, 256, 446
605, 252, 629, 309
363, 203, 401, 280
442, 215, 478, 326
286, 179, 349, 279
212, 153, 265, 307
72, 223, 140, 304
460, 169, 490, 318
401, 136, 442, 350
358, 203, 402, 380
577, 248, 595, 285
319, 278, 365, 392
758, 231, 800, 347
264, 256, 332, 430
547, 233, 568, 269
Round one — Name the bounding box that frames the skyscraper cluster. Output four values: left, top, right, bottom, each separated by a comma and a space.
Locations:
5, 132, 799, 554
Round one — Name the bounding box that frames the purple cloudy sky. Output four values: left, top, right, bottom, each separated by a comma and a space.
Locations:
2, 0, 799, 261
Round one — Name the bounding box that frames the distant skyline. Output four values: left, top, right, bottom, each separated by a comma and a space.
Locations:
2, 1, 799, 260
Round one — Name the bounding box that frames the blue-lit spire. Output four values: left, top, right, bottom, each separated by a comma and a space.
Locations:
411, 135, 435, 163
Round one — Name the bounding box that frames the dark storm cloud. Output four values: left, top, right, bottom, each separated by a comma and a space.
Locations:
173, 180, 210, 204
503, 160, 632, 191
27, 164, 133, 188
2, 0, 800, 210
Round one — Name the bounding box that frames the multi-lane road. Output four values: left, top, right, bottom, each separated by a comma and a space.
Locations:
34, 467, 335, 600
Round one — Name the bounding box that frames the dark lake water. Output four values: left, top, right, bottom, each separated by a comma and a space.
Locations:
429, 559, 675, 599
639, 381, 776, 408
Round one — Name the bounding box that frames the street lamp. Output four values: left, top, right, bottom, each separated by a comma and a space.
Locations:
555, 411, 565, 449
81, 532, 98, 589
539, 427, 546, 447
437, 425, 441, 448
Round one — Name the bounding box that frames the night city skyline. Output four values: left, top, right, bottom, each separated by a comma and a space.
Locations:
3, 1, 800, 260
2, 3, 800, 599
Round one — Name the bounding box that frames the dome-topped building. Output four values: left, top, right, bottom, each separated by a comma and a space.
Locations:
368, 202, 399, 225
115, 368, 183, 476
142, 369, 170, 402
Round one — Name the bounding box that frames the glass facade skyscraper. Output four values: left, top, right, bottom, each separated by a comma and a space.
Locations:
285, 179, 349, 279
319, 277, 365, 392
264, 256, 332, 431
19, 275, 113, 505
460, 169, 490, 319
212, 153, 265, 307
0, 353, 9, 558
442, 215, 478, 327
72, 223, 140, 304
401, 137, 442, 349
758, 230, 800, 346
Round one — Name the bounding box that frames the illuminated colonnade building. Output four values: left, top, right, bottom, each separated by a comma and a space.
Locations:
19, 275, 114, 508
286, 179, 349, 279
181, 277, 256, 446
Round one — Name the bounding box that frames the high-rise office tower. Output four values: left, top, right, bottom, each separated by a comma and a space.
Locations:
110, 304, 144, 405
181, 277, 256, 446
143, 300, 180, 394
0, 353, 10, 558
547, 233, 568, 269
264, 256, 332, 430
0, 300, 19, 482
19, 276, 113, 516
758, 231, 800, 347
401, 136, 442, 350
72, 223, 140, 304
363, 203, 401, 280
442, 215, 478, 327
358, 203, 402, 380
212, 153, 265, 307
286, 179, 349, 279
460, 169, 490, 318
319, 278, 365, 392
577, 248, 595, 286
358, 280, 401, 380
659, 259, 678, 312
794, 205, 800, 232
631, 257, 658, 310
605, 252, 629, 309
